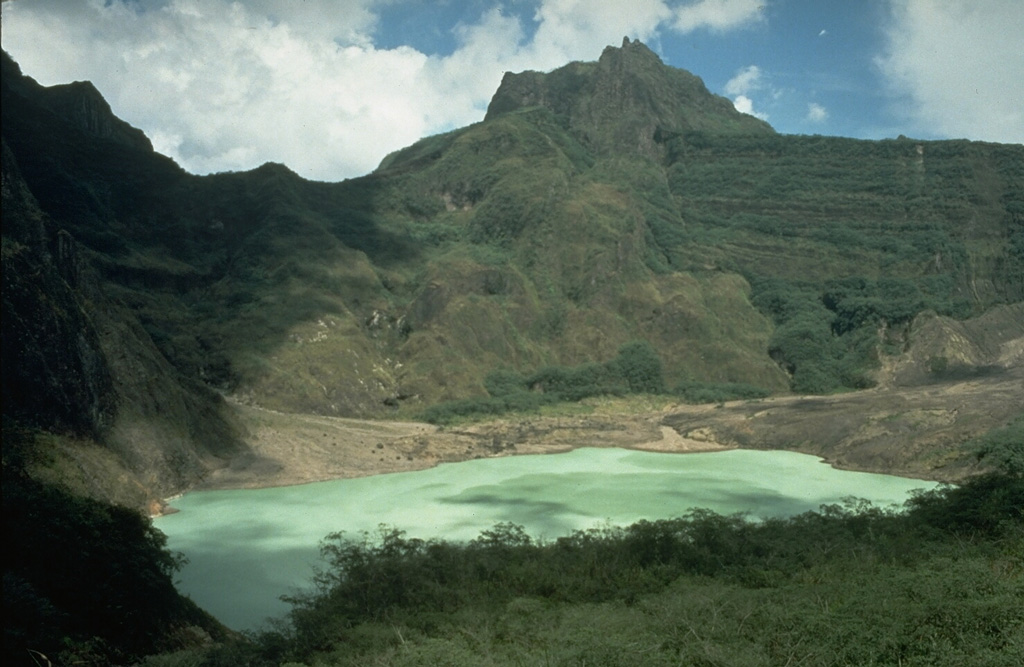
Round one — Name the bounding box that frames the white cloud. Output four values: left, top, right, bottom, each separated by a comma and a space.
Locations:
731, 95, 753, 114
877, 0, 1024, 144
672, 0, 765, 33
1, 0, 421, 179
807, 102, 828, 123
0, 0, 772, 180
529, 0, 672, 64
731, 94, 768, 120
724, 64, 762, 96
725, 65, 769, 120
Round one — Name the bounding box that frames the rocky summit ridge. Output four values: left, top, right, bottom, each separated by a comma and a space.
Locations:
486, 37, 772, 159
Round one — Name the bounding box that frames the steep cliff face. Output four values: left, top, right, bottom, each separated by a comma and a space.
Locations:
2, 56, 244, 509
0, 53, 152, 152
2, 142, 115, 436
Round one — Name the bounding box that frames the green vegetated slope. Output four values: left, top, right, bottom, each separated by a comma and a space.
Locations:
1, 126, 244, 510
3, 37, 1023, 494
4, 40, 1022, 435
663, 132, 1024, 392
142, 46, 1023, 411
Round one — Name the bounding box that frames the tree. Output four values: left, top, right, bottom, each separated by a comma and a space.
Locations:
610, 340, 665, 394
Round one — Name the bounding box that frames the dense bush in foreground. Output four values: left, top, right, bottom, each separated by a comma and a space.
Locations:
2, 469, 225, 667
173, 472, 1023, 667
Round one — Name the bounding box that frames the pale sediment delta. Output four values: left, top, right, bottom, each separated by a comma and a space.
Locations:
194, 399, 721, 494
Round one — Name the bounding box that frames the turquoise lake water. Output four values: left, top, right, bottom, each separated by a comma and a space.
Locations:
155, 447, 938, 630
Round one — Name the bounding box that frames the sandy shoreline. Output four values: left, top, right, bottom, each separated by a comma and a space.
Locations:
164, 358, 1024, 512
186, 402, 731, 499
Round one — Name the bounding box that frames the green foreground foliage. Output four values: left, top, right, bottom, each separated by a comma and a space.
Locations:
2, 467, 226, 666
168, 472, 1023, 667
970, 415, 1024, 476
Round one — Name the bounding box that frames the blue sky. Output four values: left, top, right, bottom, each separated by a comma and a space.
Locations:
2, 0, 1021, 181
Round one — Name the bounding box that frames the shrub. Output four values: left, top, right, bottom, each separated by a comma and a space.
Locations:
608, 340, 665, 394
420, 340, 666, 423
672, 381, 770, 404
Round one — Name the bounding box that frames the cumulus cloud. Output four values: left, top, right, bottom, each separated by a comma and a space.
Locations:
724, 65, 769, 120
876, 0, 1024, 144
672, 0, 765, 33
724, 64, 762, 96
2, 0, 429, 179
528, 0, 671, 64
0, 0, 770, 180
732, 95, 768, 120
806, 103, 828, 123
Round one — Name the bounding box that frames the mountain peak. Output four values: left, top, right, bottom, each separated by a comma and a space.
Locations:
485, 38, 772, 159
2, 50, 152, 153
604, 35, 663, 64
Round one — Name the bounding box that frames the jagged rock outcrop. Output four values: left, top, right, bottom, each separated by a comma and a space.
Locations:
47, 80, 154, 151
886, 303, 1024, 386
